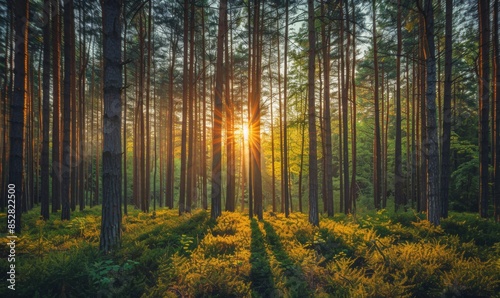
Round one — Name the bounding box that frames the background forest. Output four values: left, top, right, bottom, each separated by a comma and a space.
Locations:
1, 0, 500, 296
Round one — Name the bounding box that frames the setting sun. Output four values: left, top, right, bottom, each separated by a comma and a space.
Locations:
242, 125, 249, 142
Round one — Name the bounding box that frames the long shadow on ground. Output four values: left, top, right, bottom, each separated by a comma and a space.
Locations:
250, 218, 276, 298
262, 220, 312, 297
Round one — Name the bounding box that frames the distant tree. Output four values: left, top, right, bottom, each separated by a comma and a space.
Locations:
100, 0, 123, 253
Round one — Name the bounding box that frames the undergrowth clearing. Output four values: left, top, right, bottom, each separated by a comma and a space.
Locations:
1, 207, 499, 297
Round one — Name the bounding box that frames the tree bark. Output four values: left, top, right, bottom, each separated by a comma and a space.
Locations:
423, 0, 440, 225
9, 0, 28, 232
41, 0, 51, 220
394, 0, 404, 211
179, 0, 189, 214
211, 0, 227, 220
308, 0, 319, 226
100, 0, 123, 253
441, 0, 453, 218
494, 0, 500, 222
479, 0, 490, 218
61, 0, 75, 221
51, 0, 61, 213
322, 0, 334, 217
372, 0, 382, 210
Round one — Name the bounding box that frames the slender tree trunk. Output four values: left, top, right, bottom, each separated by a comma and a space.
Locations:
307, 0, 319, 226
479, 0, 491, 218
493, 0, 500, 222
441, 0, 453, 218
41, 0, 51, 220
251, 0, 263, 220
424, 0, 440, 225
322, 0, 334, 217
298, 94, 306, 213
350, 0, 357, 212
247, 3, 253, 218
225, 3, 235, 212
123, 11, 128, 215
212, 0, 227, 220
70, 0, 77, 212
283, 0, 290, 216
179, 0, 189, 214
51, 0, 61, 213
201, 7, 208, 210
419, 8, 427, 213
269, 47, 276, 212
343, 0, 351, 214
373, 0, 382, 210
187, 0, 196, 212
395, 0, 404, 211
61, 0, 75, 221
145, 0, 152, 212
166, 34, 177, 209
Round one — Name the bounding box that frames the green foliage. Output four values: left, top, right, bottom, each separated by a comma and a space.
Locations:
2, 208, 499, 297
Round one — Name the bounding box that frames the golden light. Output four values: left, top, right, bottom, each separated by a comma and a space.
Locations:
242, 125, 249, 142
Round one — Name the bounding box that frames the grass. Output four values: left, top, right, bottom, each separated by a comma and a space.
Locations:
0, 207, 499, 297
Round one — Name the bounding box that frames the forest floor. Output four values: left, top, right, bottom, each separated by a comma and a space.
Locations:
1, 206, 499, 297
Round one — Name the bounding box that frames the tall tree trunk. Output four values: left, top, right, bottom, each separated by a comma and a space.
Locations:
166, 33, 177, 209
269, 44, 276, 212
186, 0, 196, 212
247, 3, 253, 218
100, 0, 122, 253
394, 0, 404, 212
41, 0, 51, 220
9, 0, 28, 232
424, 0, 440, 225
138, 13, 146, 212
307, 0, 319, 226
70, 0, 77, 212
441, 0, 453, 218
212, 0, 227, 220
145, 0, 152, 213
372, 0, 382, 210
479, 0, 491, 218
251, 0, 263, 220
179, 0, 189, 214
51, 0, 61, 213
201, 7, 208, 210
322, 0, 334, 217
283, 0, 290, 217
350, 0, 357, 212
419, 8, 427, 213
343, 0, 351, 214
123, 9, 128, 215
494, 0, 500, 222
62, 0, 75, 221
